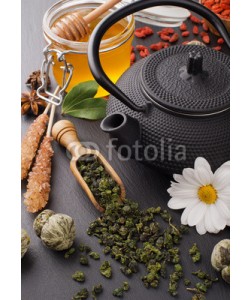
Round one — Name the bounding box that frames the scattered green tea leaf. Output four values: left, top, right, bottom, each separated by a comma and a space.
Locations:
89, 251, 100, 260
72, 271, 85, 282
189, 243, 201, 263
80, 255, 89, 266
64, 247, 76, 259
100, 261, 112, 278
72, 288, 89, 300
91, 284, 103, 300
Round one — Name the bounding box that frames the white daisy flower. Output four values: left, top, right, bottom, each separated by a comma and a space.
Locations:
167, 157, 230, 235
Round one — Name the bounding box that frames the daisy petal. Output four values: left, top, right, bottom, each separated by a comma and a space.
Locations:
170, 182, 198, 191
219, 195, 230, 208
195, 166, 213, 186
196, 218, 207, 235
204, 207, 216, 233
221, 161, 230, 167
173, 174, 186, 183
180, 200, 199, 225
212, 165, 230, 191
210, 204, 227, 231
168, 197, 196, 210
187, 202, 207, 226
167, 187, 197, 198
182, 168, 201, 187
219, 187, 230, 196
215, 200, 230, 220
194, 157, 212, 172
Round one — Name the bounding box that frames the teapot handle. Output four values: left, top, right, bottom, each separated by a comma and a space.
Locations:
88, 0, 230, 113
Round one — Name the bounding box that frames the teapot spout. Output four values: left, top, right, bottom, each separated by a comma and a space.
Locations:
100, 113, 141, 156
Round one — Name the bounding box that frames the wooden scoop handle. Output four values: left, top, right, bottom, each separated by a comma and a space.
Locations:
52, 120, 86, 158
84, 0, 121, 25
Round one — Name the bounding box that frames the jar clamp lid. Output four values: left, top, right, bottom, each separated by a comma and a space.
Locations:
37, 0, 134, 106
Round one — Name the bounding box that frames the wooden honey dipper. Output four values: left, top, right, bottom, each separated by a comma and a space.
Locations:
52, 120, 126, 212
52, 0, 121, 41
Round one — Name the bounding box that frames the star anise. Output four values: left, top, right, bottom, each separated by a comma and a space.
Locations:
25, 70, 51, 90
21, 90, 48, 115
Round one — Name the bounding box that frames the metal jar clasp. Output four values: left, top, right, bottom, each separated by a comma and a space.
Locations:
37, 43, 75, 106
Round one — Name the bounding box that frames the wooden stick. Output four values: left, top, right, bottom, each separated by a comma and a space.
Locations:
84, 0, 121, 25
43, 103, 52, 115
43, 85, 61, 115
46, 104, 56, 137
46, 86, 61, 137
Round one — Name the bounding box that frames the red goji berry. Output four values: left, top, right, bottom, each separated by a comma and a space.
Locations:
213, 46, 221, 51
193, 25, 199, 35
180, 23, 187, 31
213, 7, 224, 14
221, 9, 230, 16
140, 48, 150, 58
217, 38, 224, 45
190, 15, 201, 24
144, 26, 154, 35
221, 3, 230, 10
134, 27, 153, 38
200, 31, 208, 37
130, 52, 136, 62
202, 22, 209, 31
150, 43, 161, 51
205, 0, 215, 5
131, 46, 135, 53
134, 30, 146, 38
163, 43, 170, 48
169, 33, 179, 43
160, 34, 170, 41
211, 3, 221, 10
136, 45, 147, 51
202, 35, 210, 44
161, 28, 175, 34
181, 31, 190, 37
204, 3, 212, 9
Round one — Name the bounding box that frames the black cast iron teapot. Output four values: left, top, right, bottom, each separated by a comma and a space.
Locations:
88, 0, 230, 174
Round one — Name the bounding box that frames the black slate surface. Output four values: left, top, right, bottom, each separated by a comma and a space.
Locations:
21, 1, 230, 299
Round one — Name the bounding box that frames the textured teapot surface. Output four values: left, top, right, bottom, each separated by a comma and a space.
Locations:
106, 48, 230, 174
87, 0, 230, 174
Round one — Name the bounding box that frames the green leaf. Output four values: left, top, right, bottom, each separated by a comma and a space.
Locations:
61, 81, 107, 120
63, 97, 107, 120
62, 81, 99, 114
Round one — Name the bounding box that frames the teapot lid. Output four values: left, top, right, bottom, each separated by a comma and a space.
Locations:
140, 45, 230, 116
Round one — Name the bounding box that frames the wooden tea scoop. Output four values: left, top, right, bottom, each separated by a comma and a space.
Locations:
52, 119, 125, 212
51, 0, 121, 41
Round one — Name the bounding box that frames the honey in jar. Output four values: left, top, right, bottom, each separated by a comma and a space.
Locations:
42, 0, 135, 97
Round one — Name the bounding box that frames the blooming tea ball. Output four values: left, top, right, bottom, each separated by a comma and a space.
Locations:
40, 213, 76, 251
221, 266, 230, 284
33, 209, 55, 237
211, 239, 230, 284
21, 229, 30, 258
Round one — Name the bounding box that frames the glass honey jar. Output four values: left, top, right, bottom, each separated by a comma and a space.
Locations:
39, 0, 135, 103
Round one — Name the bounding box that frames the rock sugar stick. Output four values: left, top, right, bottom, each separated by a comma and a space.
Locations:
24, 104, 56, 212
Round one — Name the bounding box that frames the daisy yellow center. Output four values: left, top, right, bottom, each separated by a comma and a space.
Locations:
198, 185, 217, 204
